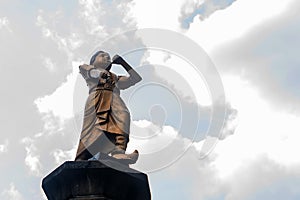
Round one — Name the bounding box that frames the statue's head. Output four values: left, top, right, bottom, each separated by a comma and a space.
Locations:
90, 50, 112, 71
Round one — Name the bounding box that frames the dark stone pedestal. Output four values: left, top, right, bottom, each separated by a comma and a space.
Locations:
42, 160, 151, 200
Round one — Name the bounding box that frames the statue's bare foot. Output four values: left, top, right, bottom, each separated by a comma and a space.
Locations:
112, 150, 139, 164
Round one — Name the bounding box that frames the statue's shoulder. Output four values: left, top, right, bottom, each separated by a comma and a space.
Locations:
79, 64, 94, 71
79, 64, 94, 81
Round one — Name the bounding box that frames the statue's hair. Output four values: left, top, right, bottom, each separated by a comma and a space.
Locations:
89, 50, 105, 65
89, 50, 112, 70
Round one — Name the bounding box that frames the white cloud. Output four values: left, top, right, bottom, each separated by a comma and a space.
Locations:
129, 120, 179, 154
206, 76, 300, 177
1, 183, 23, 200
21, 137, 42, 177
186, 0, 295, 52
128, 103, 237, 172
128, 119, 196, 172
169, 75, 300, 199
0, 140, 8, 153
132, 0, 185, 31
51, 147, 77, 165
17, 117, 81, 189
209, 0, 300, 113
34, 61, 80, 122
36, 9, 66, 42
132, 0, 294, 51
78, 0, 107, 36
78, 0, 137, 38
0, 17, 12, 32
180, 0, 204, 17
218, 156, 300, 200
179, 0, 237, 28
0, 17, 9, 27
35, 9, 83, 64
41, 56, 56, 72
159, 0, 300, 195
219, 104, 238, 140
151, 127, 300, 200
141, 49, 211, 105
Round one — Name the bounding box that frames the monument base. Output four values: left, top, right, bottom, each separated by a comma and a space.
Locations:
69, 195, 108, 200
42, 160, 151, 200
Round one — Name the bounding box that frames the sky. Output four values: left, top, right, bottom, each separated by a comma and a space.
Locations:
0, 0, 300, 199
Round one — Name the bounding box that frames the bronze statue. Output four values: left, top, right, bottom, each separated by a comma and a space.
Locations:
75, 51, 142, 164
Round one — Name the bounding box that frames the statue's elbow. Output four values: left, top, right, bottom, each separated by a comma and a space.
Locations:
128, 74, 142, 87
137, 76, 142, 83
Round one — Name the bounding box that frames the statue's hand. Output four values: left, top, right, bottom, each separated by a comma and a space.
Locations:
112, 54, 125, 65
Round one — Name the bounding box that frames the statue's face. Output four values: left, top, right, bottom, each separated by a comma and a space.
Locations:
93, 52, 111, 69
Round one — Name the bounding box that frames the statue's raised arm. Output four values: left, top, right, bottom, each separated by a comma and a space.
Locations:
112, 54, 142, 90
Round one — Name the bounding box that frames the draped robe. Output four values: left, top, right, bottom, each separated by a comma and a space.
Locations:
75, 64, 130, 158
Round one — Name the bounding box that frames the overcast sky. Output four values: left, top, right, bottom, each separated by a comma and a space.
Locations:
1, 0, 300, 199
